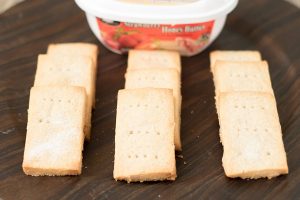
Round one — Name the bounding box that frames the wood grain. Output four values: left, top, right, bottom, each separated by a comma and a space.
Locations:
0, 0, 299, 199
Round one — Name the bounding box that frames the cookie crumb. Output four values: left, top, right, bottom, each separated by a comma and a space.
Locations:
176, 155, 183, 159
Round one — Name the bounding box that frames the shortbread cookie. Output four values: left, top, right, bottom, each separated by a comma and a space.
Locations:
114, 88, 176, 182
210, 50, 261, 73
34, 54, 94, 140
47, 43, 98, 67
214, 61, 273, 96
47, 43, 98, 107
23, 86, 86, 176
214, 61, 274, 112
127, 50, 181, 73
219, 92, 288, 179
125, 68, 182, 150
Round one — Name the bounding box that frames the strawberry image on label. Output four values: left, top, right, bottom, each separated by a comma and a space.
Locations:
97, 18, 214, 56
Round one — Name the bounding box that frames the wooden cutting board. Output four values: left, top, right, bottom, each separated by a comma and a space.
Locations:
0, 0, 299, 199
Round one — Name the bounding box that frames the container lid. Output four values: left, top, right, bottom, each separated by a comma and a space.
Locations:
75, 0, 238, 24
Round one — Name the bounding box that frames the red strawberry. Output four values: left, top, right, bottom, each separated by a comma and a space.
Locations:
118, 34, 139, 48
104, 38, 120, 50
134, 34, 147, 42
101, 30, 120, 50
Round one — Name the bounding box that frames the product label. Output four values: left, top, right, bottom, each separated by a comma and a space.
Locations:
97, 18, 214, 55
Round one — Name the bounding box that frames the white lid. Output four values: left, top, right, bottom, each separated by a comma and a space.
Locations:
75, 0, 238, 24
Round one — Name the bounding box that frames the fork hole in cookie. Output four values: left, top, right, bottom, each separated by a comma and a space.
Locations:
155, 155, 158, 159
267, 152, 271, 156
157, 132, 160, 135
144, 155, 147, 158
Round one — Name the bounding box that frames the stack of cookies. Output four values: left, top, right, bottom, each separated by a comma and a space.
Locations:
22, 43, 98, 176
210, 51, 288, 179
113, 50, 182, 182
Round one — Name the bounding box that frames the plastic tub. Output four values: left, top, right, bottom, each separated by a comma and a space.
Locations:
75, 0, 238, 56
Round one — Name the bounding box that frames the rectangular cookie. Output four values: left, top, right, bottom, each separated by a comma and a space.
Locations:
114, 88, 176, 182
214, 61, 273, 96
22, 86, 86, 176
218, 92, 288, 179
34, 54, 94, 140
214, 61, 274, 113
47, 43, 98, 107
125, 68, 182, 151
127, 50, 181, 73
210, 50, 261, 73
47, 43, 98, 67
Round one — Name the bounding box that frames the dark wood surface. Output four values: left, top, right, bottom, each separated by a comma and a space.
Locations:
0, 0, 299, 199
